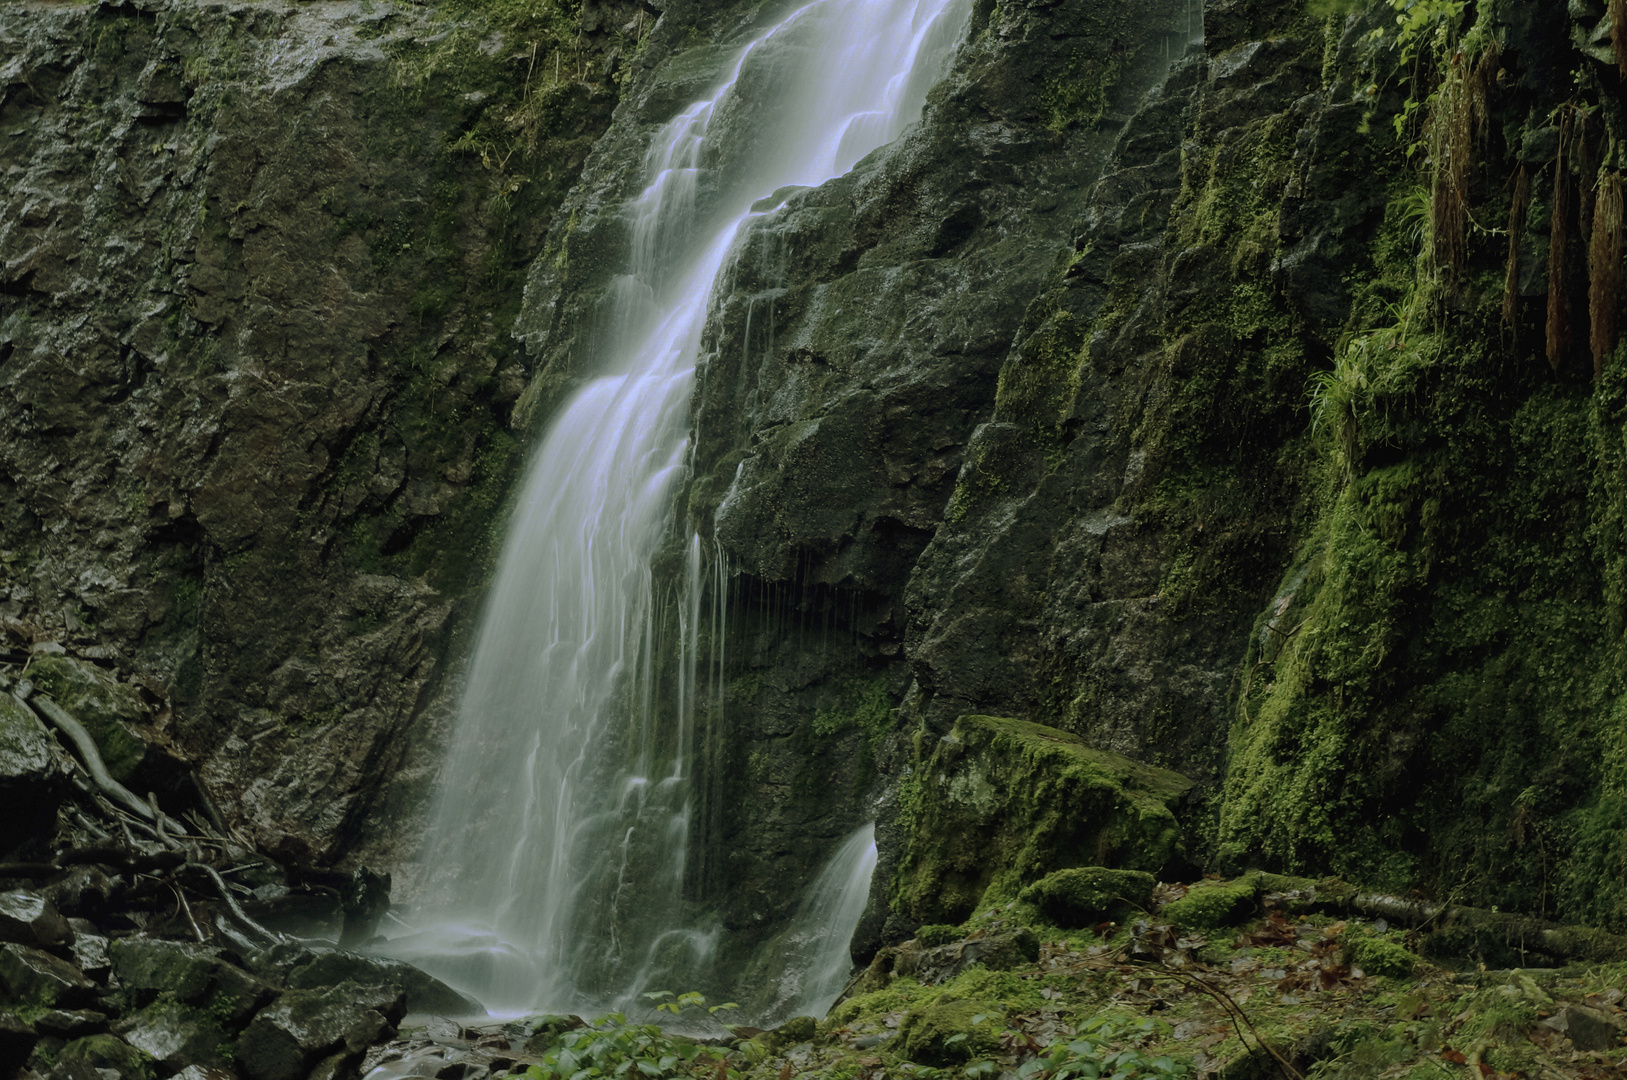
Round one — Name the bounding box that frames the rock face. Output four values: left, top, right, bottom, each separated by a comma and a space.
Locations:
893, 716, 1191, 925
0, 0, 617, 867
7, 0, 1627, 1020
650, 0, 1192, 949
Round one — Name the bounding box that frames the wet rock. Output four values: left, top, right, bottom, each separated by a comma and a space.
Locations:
0, 692, 54, 788
64, 924, 111, 983
273, 945, 477, 1017
56, 1033, 156, 1079
0, 942, 96, 1009
108, 939, 273, 1022
0, 891, 74, 949
117, 996, 234, 1072
32, 1010, 108, 1038
234, 983, 394, 1080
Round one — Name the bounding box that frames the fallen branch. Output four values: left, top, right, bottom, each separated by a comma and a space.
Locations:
1250, 872, 1627, 965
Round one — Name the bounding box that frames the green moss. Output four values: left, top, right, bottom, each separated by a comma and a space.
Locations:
1043, 54, 1121, 132
914, 924, 962, 948
892, 715, 1191, 924
1340, 926, 1422, 978
58, 1035, 155, 1080
811, 676, 896, 754
1018, 866, 1156, 927
896, 998, 1004, 1064
1160, 875, 1260, 930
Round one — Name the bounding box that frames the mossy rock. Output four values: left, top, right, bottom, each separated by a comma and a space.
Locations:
915, 924, 963, 948
893, 716, 1192, 924
1340, 930, 1421, 978
1161, 875, 1260, 930
897, 999, 1003, 1064
57, 1034, 155, 1080
26, 656, 179, 791
1019, 867, 1157, 927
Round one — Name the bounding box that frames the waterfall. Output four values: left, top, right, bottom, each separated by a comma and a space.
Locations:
387, 0, 972, 1017
759, 824, 880, 1024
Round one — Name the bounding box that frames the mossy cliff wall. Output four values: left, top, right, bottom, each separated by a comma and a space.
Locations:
6, 0, 1627, 967
667, 0, 1627, 950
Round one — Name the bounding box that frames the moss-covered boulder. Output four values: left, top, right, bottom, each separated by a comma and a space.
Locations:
57, 1033, 156, 1080
0, 693, 53, 790
897, 998, 1004, 1065
1019, 867, 1157, 927
894, 716, 1192, 924
1160, 875, 1260, 930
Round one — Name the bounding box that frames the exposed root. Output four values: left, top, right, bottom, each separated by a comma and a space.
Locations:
1548, 109, 1574, 368
30, 693, 158, 824
1504, 165, 1531, 338
1590, 170, 1623, 375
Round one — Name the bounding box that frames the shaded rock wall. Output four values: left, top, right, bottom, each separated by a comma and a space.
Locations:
0, 0, 616, 867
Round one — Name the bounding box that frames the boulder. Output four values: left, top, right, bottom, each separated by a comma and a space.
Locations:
0, 692, 53, 789
235, 983, 394, 1080
25, 657, 186, 797
892, 716, 1192, 924
267, 945, 478, 1017
1018, 867, 1157, 927
0, 890, 73, 949
118, 996, 233, 1072
892, 927, 1039, 985
0, 942, 96, 1009
32, 1010, 107, 1038
108, 939, 273, 1022
56, 1033, 156, 1080
65, 924, 110, 983
45, 869, 116, 919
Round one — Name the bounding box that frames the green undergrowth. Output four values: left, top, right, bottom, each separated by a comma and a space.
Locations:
498, 880, 1627, 1080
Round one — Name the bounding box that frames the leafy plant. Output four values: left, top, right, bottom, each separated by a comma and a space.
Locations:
517, 1011, 721, 1080
1005, 1018, 1189, 1080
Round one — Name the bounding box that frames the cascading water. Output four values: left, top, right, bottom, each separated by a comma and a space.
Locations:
387, 0, 972, 1017
756, 824, 880, 1024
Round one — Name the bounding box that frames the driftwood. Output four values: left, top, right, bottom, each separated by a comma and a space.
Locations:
1250, 872, 1627, 966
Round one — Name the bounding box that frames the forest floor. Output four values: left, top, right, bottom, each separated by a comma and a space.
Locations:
369, 875, 1627, 1080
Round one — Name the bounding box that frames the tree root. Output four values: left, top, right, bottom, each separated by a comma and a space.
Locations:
29, 694, 157, 823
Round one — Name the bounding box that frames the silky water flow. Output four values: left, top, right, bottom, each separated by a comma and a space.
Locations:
385, 0, 971, 1020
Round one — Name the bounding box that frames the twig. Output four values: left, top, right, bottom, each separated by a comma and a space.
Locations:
173, 884, 206, 944
1130, 960, 1305, 1080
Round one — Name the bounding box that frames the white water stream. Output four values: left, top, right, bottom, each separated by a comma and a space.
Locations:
388, 0, 971, 1017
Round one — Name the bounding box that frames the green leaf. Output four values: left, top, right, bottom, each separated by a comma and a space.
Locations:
635, 1060, 663, 1077
642, 991, 674, 1001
